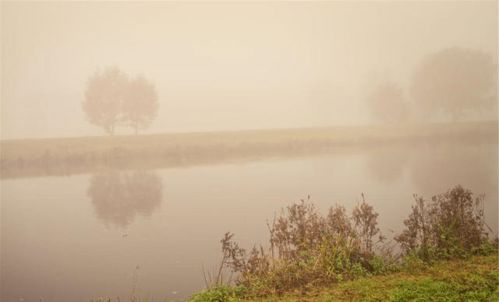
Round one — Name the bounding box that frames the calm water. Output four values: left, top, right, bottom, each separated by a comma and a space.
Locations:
1, 140, 497, 302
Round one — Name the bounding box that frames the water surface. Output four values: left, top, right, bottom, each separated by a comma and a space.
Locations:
1, 139, 497, 301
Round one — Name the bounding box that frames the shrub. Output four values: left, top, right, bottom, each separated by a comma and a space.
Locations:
395, 185, 493, 261
217, 196, 388, 296
201, 185, 496, 299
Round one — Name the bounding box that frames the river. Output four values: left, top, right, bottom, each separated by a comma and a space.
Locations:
1, 138, 497, 301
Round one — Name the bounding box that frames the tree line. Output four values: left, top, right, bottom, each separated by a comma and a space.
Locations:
367, 47, 496, 123
82, 47, 497, 135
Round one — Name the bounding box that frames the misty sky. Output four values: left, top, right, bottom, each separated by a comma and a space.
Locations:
1, 1, 497, 139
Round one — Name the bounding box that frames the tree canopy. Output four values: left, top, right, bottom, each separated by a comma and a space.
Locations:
83, 66, 158, 135
410, 47, 497, 121
122, 75, 159, 134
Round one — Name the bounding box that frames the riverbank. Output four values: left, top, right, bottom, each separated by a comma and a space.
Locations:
1, 121, 496, 179
189, 184, 498, 302
189, 254, 499, 302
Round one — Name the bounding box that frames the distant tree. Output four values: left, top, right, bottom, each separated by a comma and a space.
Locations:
83, 66, 129, 135
411, 47, 497, 121
122, 75, 159, 135
367, 81, 409, 123
83, 67, 159, 135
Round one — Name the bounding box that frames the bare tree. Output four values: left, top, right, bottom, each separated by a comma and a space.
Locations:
83, 66, 129, 135
122, 75, 159, 135
411, 47, 497, 121
367, 81, 409, 124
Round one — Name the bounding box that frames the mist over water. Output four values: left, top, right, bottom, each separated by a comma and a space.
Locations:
0, 1, 498, 302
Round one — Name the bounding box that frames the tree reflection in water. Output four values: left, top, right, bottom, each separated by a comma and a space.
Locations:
365, 146, 409, 184
87, 170, 163, 227
364, 140, 498, 230
364, 141, 497, 194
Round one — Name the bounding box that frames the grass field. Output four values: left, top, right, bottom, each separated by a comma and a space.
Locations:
189, 254, 499, 302
1, 121, 497, 179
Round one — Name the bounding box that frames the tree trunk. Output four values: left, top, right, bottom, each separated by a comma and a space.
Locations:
106, 124, 115, 136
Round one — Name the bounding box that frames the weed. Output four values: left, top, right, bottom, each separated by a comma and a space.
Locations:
395, 185, 495, 261
193, 185, 498, 300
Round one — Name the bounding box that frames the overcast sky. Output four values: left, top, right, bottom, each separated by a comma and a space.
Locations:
1, 1, 497, 139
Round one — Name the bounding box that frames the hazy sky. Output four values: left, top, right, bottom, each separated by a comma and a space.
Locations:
1, 1, 497, 139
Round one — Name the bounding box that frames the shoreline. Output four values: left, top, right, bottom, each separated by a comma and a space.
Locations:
1, 121, 497, 179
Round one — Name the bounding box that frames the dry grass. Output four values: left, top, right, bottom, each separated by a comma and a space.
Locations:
1, 121, 496, 178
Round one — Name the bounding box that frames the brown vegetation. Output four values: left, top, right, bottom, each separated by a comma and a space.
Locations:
1, 121, 496, 179
395, 185, 493, 260
216, 196, 391, 296
203, 185, 496, 299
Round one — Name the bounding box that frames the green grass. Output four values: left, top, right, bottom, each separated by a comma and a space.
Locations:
189, 254, 499, 302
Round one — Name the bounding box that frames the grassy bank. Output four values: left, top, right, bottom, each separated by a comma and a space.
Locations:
189, 185, 498, 302
190, 254, 498, 302
1, 121, 497, 178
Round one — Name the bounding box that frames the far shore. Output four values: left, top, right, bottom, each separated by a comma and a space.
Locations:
1, 121, 497, 179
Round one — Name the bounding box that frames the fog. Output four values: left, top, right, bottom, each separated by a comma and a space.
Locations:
1, 1, 497, 139
1, 3, 498, 301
